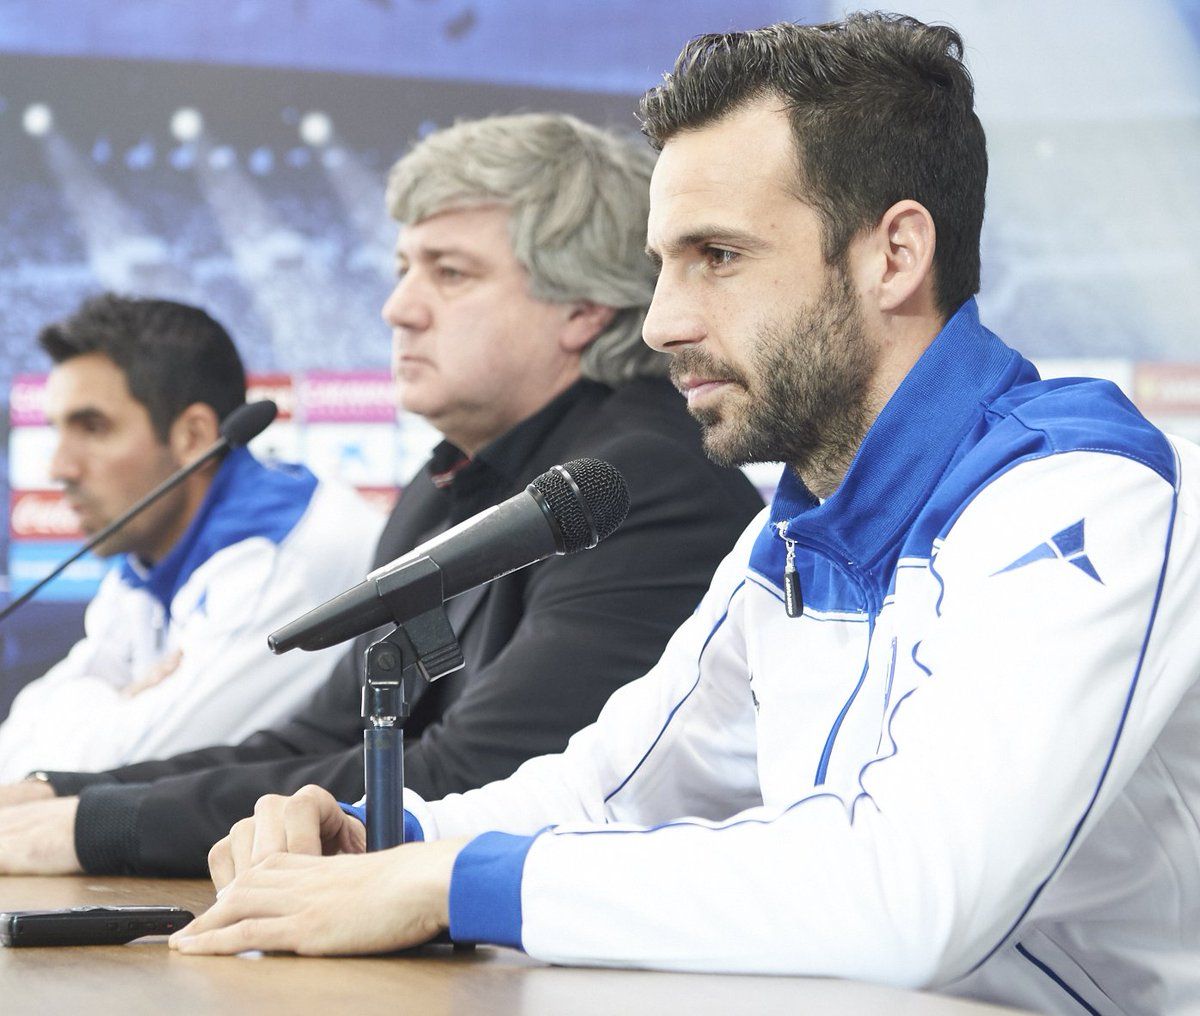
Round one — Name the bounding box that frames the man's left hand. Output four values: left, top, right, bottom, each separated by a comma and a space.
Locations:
170, 838, 468, 956
0, 797, 83, 874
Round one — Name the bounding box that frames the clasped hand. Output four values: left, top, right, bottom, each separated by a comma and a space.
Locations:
170, 784, 466, 956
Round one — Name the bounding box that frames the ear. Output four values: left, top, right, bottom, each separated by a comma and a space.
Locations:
872, 200, 936, 314
558, 302, 617, 355
167, 402, 221, 467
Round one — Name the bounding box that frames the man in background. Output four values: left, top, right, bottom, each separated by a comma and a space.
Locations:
0, 114, 762, 877
0, 294, 381, 780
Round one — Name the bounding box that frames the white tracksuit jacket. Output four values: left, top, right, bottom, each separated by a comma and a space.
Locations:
0, 447, 382, 779
375, 300, 1199, 1015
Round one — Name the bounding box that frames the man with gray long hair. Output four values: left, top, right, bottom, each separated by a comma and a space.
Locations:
387, 112, 665, 387
0, 112, 762, 878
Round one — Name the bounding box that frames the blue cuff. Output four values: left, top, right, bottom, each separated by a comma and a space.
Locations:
336, 802, 424, 843
448, 831, 537, 948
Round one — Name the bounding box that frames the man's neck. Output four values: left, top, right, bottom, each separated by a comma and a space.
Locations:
793, 312, 945, 499
137, 469, 217, 566
442, 368, 584, 458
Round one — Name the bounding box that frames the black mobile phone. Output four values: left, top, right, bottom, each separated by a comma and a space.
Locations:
0, 905, 195, 947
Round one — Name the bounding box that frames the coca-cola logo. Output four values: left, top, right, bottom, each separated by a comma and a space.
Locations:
247, 374, 296, 420
10, 491, 84, 539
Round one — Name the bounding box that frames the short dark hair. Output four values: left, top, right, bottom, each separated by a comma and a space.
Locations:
637, 14, 987, 318
38, 294, 246, 441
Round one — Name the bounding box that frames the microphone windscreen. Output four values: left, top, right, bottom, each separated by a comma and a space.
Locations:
530, 457, 629, 553
220, 400, 278, 447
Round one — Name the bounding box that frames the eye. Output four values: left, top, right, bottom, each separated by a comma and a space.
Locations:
435, 264, 467, 283
75, 415, 110, 436
704, 246, 739, 270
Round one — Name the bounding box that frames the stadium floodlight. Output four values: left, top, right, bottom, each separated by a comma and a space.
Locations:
299, 111, 333, 147
23, 103, 53, 136
170, 145, 196, 171
208, 145, 236, 170
170, 108, 204, 142
248, 146, 275, 176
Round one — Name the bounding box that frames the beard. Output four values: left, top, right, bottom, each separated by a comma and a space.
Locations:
670, 267, 875, 488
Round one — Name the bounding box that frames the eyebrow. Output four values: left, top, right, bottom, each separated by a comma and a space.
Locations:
50, 406, 109, 429
395, 246, 488, 269
645, 226, 770, 264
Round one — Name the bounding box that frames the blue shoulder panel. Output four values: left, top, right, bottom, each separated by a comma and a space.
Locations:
118, 447, 319, 619
907, 376, 1176, 554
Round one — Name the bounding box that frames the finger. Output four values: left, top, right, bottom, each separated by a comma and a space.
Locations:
170, 897, 235, 943
173, 916, 300, 956
247, 796, 290, 868
171, 878, 293, 944
337, 816, 367, 855
207, 835, 235, 892
294, 785, 350, 854
227, 816, 259, 880
280, 792, 324, 858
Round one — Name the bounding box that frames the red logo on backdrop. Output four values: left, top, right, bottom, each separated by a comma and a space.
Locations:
247, 373, 296, 421
1134, 364, 1200, 415
10, 490, 85, 540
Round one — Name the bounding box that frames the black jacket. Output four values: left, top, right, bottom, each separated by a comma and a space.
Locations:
52, 379, 763, 875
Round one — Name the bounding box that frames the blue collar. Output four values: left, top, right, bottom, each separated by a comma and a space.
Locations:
119, 447, 318, 620
769, 298, 1032, 569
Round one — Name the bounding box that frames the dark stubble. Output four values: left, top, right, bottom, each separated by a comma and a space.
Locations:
670, 267, 876, 495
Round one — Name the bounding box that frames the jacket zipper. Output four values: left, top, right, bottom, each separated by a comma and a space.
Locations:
773, 520, 881, 786
775, 521, 803, 618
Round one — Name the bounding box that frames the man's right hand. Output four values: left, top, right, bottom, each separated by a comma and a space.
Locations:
0, 779, 56, 809
207, 784, 366, 892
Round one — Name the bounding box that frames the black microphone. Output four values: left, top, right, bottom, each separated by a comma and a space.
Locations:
269, 457, 630, 654
0, 400, 278, 625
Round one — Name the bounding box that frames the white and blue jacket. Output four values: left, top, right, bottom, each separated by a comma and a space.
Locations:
381, 300, 1200, 1015
0, 447, 383, 779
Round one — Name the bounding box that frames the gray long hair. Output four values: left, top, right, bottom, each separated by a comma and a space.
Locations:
386, 113, 667, 385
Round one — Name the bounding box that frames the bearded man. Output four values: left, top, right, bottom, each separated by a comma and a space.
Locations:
170, 18, 1200, 1016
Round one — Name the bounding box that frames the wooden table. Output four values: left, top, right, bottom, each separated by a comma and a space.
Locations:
0, 876, 1037, 1015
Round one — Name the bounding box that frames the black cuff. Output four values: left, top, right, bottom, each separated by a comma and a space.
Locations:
41, 770, 121, 797
74, 783, 151, 875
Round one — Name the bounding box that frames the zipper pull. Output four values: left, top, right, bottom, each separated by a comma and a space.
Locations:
776, 523, 803, 618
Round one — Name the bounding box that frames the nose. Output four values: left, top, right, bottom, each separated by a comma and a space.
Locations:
642, 272, 706, 353
49, 434, 82, 487
380, 272, 431, 333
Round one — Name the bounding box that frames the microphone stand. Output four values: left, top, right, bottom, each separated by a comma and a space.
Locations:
362, 557, 465, 852
362, 560, 475, 951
